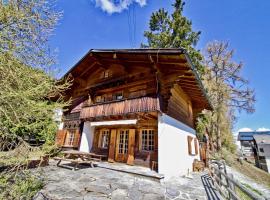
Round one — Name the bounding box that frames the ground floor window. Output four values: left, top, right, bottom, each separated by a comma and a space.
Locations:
66, 129, 76, 146
118, 130, 129, 154
141, 129, 155, 151
99, 129, 110, 149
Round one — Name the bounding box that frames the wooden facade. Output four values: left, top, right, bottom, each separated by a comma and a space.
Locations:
56, 49, 211, 169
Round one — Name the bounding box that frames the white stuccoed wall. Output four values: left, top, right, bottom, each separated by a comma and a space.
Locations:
79, 122, 95, 152
158, 113, 200, 179
54, 108, 64, 130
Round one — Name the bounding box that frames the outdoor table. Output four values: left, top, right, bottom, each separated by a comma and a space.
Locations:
54, 150, 107, 170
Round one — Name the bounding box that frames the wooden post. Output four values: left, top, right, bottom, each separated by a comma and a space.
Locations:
108, 129, 117, 162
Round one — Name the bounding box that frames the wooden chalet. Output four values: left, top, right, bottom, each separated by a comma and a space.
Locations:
55, 49, 211, 177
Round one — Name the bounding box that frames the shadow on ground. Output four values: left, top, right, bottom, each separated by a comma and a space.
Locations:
201, 174, 221, 200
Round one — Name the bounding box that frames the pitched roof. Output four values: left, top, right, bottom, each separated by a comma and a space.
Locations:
253, 134, 270, 144
238, 131, 270, 141
63, 48, 212, 110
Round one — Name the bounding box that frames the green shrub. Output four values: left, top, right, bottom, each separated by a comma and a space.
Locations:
0, 171, 43, 200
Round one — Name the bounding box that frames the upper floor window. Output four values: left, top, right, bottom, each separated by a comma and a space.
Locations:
95, 95, 105, 103
113, 91, 123, 100
141, 129, 155, 151
102, 70, 112, 79
260, 148, 264, 153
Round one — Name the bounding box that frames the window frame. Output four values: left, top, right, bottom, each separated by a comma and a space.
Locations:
113, 90, 124, 100
66, 129, 76, 146
140, 129, 155, 152
99, 129, 110, 149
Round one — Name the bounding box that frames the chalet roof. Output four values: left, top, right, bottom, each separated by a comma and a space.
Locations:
64, 48, 212, 110
253, 134, 270, 144
238, 131, 270, 141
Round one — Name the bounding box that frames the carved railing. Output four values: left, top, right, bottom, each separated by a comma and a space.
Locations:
80, 97, 160, 119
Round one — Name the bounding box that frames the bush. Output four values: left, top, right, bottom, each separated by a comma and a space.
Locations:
0, 171, 43, 200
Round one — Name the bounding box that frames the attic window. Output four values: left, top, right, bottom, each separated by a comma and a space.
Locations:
103, 70, 111, 79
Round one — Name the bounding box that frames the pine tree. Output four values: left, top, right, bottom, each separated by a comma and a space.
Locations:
142, 0, 203, 73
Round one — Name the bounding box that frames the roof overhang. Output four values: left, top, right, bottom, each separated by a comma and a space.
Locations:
63, 48, 212, 111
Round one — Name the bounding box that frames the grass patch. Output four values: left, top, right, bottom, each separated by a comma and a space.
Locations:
0, 143, 58, 200
242, 183, 263, 196
235, 187, 253, 200
211, 149, 270, 189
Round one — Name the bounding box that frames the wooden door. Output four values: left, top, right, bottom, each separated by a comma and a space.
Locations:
127, 129, 135, 165
115, 129, 129, 162
108, 129, 117, 162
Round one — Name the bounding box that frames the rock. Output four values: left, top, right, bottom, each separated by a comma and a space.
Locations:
142, 193, 163, 200
111, 189, 129, 200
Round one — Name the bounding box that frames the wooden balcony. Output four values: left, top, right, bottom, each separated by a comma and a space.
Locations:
80, 97, 160, 119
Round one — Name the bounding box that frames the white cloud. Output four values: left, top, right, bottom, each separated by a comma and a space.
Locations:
237, 127, 253, 134
93, 0, 147, 14
256, 127, 270, 132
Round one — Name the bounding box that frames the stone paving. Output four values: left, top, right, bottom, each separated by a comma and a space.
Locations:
33, 161, 222, 200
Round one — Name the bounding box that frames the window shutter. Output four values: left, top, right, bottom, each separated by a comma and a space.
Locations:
55, 130, 67, 147
73, 130, 81, 148
108, 129, 117, 162
194, 138, 198, 155
93, 131, 100, 150
127, 129, 135, 165
187, 136, 193, 155
139, 130, 142, 151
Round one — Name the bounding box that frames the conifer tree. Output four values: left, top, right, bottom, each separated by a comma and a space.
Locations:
0, 0, 70, 148
142, 0, 203, 73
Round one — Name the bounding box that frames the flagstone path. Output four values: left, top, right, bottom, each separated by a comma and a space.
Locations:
33, 161, 222, 200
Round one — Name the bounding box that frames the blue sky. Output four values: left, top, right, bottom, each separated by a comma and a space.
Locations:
49, 0, 270, 132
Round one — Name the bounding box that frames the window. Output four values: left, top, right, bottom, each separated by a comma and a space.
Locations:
67, 130, 75, 146
99, 130, 109, 149
141, 129, 155, 151
102, 70, 111, 79
187, 136, 198, 155
118, 130, 129, 154
113, 91, 123, 100
95, 95, 105, 103
260, 148, 264, 153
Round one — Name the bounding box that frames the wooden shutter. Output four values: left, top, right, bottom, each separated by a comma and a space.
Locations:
187, 136, 193, 155
73, 129, 81, 148
127, 129, 135, 165
138, 129, 142, 151
108, 129, 117, 162
55, 130, 67, 147
194, 138, 198, 155
93, 131, 100, 151
154, 129, 158, 152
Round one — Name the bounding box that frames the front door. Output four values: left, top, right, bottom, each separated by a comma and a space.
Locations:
115, 129, 129, 162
